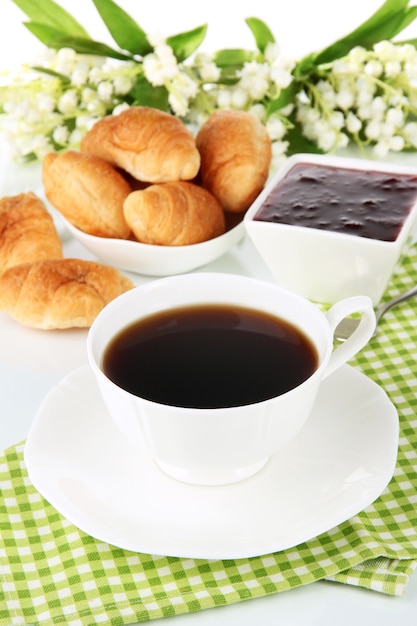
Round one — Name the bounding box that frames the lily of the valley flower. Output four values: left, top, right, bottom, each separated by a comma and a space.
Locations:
296, 41, 417, 158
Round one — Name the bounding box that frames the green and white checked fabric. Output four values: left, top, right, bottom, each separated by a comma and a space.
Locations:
2, 246, 417, 625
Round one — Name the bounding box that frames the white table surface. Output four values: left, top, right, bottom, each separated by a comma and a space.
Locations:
1, 1, 417, 624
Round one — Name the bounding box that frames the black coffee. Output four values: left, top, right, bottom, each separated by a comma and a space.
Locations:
102, 304, 318, 409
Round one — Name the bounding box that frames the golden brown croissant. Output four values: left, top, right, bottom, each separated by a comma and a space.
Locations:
80, 106, 201, 183
0, 258, 134, 329
0, 192, 63, 275
196, 110, 272, 212
42, 150, 132, 239
123, 181, 226, 245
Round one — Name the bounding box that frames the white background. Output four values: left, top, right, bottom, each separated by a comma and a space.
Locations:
1, 1, 417, 625
1, 0, 417, 69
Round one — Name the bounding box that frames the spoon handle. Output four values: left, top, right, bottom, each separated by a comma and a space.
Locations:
334, 283, 417, 341
375, 284, 417, 323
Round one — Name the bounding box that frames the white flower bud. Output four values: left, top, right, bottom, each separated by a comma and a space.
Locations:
169, 91, 189, 117
36, 93, 56, 114
52, 125, 69, 145
97, 80, 113, 101
58, 90, 78, 114
371, 96, 387, 116
71, 68, 89, 87
240, 75, 269, 100
89, 101, 107, 117
347, 46, 367, 64
269, 66, 293, 89
75, 113, 95, 129
332, 60, 350, 75
329, 111, 344, 130
69, 128, 84, 146
266, 117, 286, 140
89, 67, 104, 85
32, 134, 54, 158
264, 42, 281, 63
335, 89, 354, 110
112, 102, 130, 116
231, 87, 249, 109
380, 121, 395, 138
146, 31, 165, 47
250, 103, 267, 122
81, 87, 97, 104
373, 41, 395, 59
57, 47, 77, 63
403, 122, 417, 147
373, 140, 389, 158
272, 139, 289, 157
365, 120, 381, 140
198, 61, 221, 83
318, 129, 337, 152
389, 135, 405, 151
365, 60, 383, 77
346, 112, 362, 133
113, 75, 134, 95
404, 59, 417, 79
357, 104, 373, 120
155, 44, 177, 68
142, 55, 161, 85
271, 152, 288, 172
386, 107, 404, 127
384, 60, 401, 77
216, 89, 232, 108
399, 43, 417, 61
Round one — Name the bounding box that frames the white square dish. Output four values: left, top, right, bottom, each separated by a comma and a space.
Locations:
244, 153, 417, 305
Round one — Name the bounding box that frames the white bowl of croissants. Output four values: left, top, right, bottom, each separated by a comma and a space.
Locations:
43, 106, 272, 276
0, 106, 272, 330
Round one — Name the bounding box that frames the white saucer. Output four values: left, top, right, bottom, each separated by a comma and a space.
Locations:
24, 364, 398, 560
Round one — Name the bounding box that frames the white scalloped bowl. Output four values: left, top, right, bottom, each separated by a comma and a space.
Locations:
62, 214, 245, 277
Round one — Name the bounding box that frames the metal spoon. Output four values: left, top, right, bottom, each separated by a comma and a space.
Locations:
334, 284, 417, 341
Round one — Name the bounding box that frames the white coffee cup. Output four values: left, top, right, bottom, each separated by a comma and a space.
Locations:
87, 273, 375, 486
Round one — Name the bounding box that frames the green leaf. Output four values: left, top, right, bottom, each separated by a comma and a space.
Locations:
23, 22, 71, 46
56, 36, 133, 60
213, 48, 259, 85
292, 53, 320, 79
213, 48, 257, 68
286, 122, 323, 156
25, 27, 133, 60
167, 25, 207, 62
245, 17, 275, 53
23, 22, 66, 48
129, 74, 170, 111
211, 49, 258, 85
394, 6, 417, 34
90, 0, 152, 56
10, 0, 89, 37
31, 66, 71, 85
314, 0, 417, 65
266, 82, 299, 115
397, 37, 417, 46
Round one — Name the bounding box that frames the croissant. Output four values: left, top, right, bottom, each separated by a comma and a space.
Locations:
196, 110, 272, 212
80, 106, 201, 183
123, 181, 226, 245
0, 192, 63, 275
42, 150, 132, 239
0, 258, 134, 329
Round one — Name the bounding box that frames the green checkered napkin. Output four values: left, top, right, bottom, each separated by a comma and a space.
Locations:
2, 248, 417, 626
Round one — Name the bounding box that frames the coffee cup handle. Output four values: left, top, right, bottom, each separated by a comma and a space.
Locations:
323, 295, 376, 379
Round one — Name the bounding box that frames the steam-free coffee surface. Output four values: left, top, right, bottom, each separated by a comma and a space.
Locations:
103, 305, 317, 408
103, 304, 318, 409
